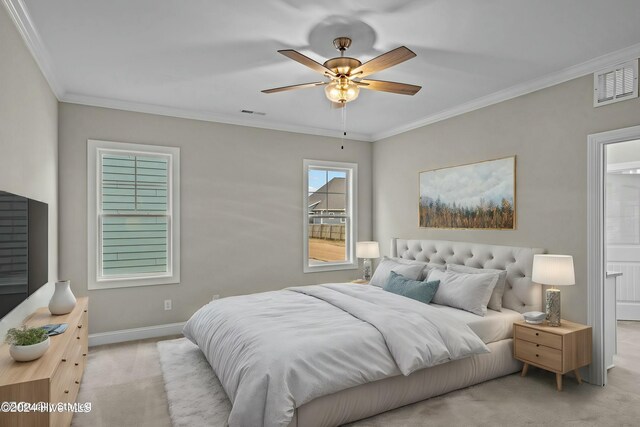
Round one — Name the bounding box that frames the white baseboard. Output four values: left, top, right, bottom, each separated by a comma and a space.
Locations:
88, 322, 186, 347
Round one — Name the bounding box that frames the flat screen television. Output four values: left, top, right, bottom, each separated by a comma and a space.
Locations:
0, 190, 48, 318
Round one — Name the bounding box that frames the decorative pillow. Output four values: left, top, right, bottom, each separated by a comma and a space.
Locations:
383, 271, 440, 304
446, 264, 508, 312
369, 257, 425, 287
428, 269, 499, 316
394, 257, 445, 280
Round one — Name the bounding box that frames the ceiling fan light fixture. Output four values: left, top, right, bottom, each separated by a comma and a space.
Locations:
324, 80, 360, 104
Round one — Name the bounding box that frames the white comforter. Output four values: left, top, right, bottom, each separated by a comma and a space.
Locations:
183, 283, 489, 427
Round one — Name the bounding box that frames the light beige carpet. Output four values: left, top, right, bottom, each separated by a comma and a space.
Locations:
73, 323, 640, 427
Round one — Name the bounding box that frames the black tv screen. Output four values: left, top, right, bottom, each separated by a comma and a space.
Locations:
0, 191, 48, 318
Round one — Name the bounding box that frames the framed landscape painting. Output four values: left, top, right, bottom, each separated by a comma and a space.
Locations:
419, 156, 516, 229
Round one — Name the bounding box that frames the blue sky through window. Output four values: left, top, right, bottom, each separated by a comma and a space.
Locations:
309, 169, 346, 192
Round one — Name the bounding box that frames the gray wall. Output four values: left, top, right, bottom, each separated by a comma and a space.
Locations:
0, 4, 58, 337
373, 74, 640, 324
58, 103, 372, 333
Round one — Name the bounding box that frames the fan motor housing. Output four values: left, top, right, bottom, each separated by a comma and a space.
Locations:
323, 57, 362, 76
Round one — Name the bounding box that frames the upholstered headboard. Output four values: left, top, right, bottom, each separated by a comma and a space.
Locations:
390, 238, 544, 313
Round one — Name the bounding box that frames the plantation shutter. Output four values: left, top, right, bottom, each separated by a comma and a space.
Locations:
100, 153, 170, 277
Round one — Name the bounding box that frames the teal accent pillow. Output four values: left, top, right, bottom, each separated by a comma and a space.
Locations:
383, 271, 440, 304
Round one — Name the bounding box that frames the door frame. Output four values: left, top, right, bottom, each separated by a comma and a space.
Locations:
587, 124, 640, 386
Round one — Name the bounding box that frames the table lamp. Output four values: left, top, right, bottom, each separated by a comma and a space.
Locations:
356, 241, 380, 281
532, 254, 575, 327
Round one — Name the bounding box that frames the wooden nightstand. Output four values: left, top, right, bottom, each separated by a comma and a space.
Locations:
513, 320, 592, 391
350, 279, 369, 284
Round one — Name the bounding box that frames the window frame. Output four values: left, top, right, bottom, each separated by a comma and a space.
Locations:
87, 139, 180, 290
303, 159, 358, 273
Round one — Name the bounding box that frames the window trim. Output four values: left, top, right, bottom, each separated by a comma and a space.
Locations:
87, 139, 180, 290
303, 159, 358, 273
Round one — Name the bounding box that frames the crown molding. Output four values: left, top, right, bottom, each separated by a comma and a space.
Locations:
61, 92, 374, 142
372, 42, 640, 141
3, 0, 64, 98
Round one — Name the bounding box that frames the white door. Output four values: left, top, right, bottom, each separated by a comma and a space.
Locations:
606, 164, 640, 320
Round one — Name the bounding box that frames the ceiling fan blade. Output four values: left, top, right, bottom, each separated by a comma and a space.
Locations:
278, 50, 337, 77
262, 81, 327, 94
351, 46, 416, 78
357, 79, 421, 95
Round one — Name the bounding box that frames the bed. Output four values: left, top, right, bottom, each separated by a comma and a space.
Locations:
184, 239, 544, 427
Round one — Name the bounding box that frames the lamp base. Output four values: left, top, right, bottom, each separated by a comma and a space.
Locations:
545, 288, 561, 327
363, 258, 372, 281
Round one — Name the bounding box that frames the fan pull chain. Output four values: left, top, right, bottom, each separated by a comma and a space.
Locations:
341, 103, 347, 150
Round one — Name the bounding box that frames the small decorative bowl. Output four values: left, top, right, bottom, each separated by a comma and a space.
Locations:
9, 336, 50, 362
523, 311, 546, 324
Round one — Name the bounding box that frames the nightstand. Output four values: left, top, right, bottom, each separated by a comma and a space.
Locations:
513, 320, 592, 391
350, 279, 369, 284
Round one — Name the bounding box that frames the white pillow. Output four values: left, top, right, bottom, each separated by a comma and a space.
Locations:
394, 258, 445, 280
369, 257, 425, 287
428, 269, 499, 316
446, 264, 507, 312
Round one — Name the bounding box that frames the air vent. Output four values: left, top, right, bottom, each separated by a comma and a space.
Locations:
594, 59, 638, 107
240, 110, 266, 116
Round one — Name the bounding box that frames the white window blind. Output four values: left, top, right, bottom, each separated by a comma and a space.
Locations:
88, 140, 180, 290
100, 154, 169, 277
594, 60, 638, 107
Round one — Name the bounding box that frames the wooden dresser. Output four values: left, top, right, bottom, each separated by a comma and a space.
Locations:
513, 319, 591, 391
0, 297, 88, 427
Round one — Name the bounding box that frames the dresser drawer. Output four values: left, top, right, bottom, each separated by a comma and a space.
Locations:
52, 333, 84, 404
51, 355, 75, 404
515, 339, 562, 371
515, 325, 562, 350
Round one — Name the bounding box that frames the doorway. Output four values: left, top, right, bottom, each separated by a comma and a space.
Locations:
587, 124, 640, 386
605, 140, 640, 377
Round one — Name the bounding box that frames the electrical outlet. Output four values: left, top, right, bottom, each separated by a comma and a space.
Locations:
164, 299, 172, 310
212, 294, 220, 301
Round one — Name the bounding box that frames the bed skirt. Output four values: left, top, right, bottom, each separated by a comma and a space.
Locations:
288, 338, 520, 427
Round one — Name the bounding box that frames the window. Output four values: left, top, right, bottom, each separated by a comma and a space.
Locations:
87, 140, 180, 289
594, 60, 638, 107
303, 160, 357, 273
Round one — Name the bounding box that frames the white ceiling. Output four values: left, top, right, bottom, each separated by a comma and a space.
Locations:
16, 0, 640, 140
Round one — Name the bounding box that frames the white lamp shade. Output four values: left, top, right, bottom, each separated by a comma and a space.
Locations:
532, 254, 575, 286
356, 241, 380, 259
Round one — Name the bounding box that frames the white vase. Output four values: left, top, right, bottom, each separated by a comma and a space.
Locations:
10, 336, 50, 362
49, 280, 76, 315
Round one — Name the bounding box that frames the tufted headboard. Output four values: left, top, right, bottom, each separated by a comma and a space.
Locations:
390, 238, 544, 313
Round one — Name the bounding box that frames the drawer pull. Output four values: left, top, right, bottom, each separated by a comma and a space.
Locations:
84, 309, 87, 313
75, 380, 80, 384
536, 354, 539, 357
74, 362, 79, 366
78, 325, 83, 329
535, 332, 539, 336
83, 353, 87, 357
77, 336, 80, 340
536, 344, 540, 347
64, 390, 69, 394
61, 358, 67, 362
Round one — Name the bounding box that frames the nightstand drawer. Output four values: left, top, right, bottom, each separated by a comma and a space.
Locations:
515, 339, 562, 371
515, 325, 562, 350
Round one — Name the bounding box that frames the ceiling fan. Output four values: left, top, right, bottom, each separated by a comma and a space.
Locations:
262, 37, 421, 107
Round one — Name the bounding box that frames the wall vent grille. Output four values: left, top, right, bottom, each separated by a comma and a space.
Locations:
594, 59, 638, 107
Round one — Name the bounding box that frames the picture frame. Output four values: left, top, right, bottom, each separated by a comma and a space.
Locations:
419, 156, 516, 230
